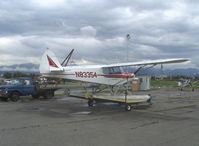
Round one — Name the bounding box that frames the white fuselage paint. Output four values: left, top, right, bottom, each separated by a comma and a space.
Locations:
42, 65, 134, 85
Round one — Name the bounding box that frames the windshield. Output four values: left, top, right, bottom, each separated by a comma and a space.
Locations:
102, 67, 123, 74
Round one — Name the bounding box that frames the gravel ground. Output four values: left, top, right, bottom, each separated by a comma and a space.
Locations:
0, 88, 199, 146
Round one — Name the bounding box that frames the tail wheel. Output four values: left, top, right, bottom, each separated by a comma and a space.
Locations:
11, 92, 20, 102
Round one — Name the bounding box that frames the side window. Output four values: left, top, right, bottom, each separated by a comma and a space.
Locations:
24, 80, 31, 85
103, 68, 109, 74
109, 68, 114, 74
114, 67, 122, 74
103, 67, 122, 74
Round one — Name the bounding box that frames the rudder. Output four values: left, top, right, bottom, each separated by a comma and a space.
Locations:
39, 49, 63, 74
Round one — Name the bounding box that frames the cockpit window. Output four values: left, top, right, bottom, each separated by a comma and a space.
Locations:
103, 67, 122, 74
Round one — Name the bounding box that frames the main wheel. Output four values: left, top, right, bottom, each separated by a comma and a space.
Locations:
64, 89, 70, 96
11, 92, 20, 102
125, 105, 132, 111
43, 90, 54, 99
147, 98, 152, 105
88, 99, 94, 107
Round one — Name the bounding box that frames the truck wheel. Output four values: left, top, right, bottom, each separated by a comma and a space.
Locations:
44, 90, 54, 99
1, 98, 8, 102
32, 94, 40, 99
11, 92, 20, 102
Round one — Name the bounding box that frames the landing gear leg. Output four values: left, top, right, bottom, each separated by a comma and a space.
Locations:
147, 95, 152, 105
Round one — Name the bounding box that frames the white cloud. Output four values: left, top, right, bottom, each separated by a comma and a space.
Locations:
0, 53, 40, 66
72, 59, 95, 65
80, 26, 97, 37
31, 0, 66, 8
0, 0, 198, 69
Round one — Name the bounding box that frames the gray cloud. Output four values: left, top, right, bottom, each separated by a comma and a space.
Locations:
0, 0, 198, 68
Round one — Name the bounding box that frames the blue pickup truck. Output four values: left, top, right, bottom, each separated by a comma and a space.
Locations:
0, 77, 56, 101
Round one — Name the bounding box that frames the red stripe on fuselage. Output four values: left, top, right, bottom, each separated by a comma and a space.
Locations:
42, 73, 134, 79
98, 74, 134, 78
42, 73, 75, 76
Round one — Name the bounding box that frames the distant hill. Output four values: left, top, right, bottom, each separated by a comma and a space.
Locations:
0, 63, 40, 75
134, 68, 199, 77
124, 67, 199, 77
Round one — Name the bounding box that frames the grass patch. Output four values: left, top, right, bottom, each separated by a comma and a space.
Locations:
175, 104, 197, 109
151, 80, 178, 87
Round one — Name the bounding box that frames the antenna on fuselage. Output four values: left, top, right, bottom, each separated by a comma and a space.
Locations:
61, 49, 74, 66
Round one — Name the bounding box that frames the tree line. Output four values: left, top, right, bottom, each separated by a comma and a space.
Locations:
1, 72, 38, 79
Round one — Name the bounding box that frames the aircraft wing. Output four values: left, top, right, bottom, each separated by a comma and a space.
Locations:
101, 58, 189, 68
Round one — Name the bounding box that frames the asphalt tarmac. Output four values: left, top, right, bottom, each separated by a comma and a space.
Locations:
0, 88, 199, 146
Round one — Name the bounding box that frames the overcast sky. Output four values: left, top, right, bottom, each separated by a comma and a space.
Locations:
0, 0, 198, 69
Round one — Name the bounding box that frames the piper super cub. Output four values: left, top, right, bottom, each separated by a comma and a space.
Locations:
39, 49, 189, 111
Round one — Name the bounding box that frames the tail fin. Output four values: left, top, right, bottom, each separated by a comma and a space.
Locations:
39, 49, 63, 74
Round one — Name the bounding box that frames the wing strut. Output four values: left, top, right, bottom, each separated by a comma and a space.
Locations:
134, 64, 157, 75
134, 65, 146, 75
61, 49, 74, 66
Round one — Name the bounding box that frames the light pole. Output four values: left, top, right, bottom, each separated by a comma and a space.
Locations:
126, 34, 131, 62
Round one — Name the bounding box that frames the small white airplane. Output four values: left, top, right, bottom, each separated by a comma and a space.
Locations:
40, 49, 189, 111
178, 79, 195, 91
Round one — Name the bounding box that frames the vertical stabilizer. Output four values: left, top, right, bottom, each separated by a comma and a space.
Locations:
39, 50, 63, 74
